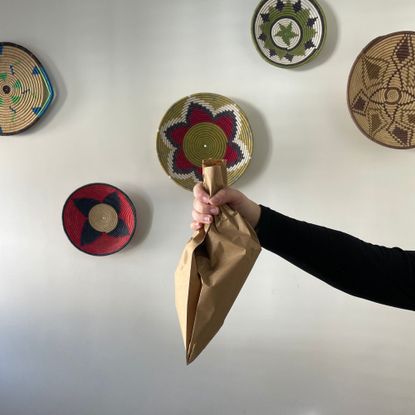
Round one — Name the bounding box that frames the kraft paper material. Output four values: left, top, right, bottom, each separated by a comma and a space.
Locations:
175, 159, 261, 364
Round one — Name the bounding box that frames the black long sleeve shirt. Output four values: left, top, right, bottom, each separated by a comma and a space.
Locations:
255, 205, 415, 311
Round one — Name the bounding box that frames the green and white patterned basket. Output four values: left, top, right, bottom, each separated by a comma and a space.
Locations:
252, 0, 327, 68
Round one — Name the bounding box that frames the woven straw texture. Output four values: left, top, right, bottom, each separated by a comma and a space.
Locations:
348, 32, 415, 149
88, 204, 119, 233
157, 93, 253, 191
0, 43, 54, 135
252, 0, 326, 68
62, 183, 137, 256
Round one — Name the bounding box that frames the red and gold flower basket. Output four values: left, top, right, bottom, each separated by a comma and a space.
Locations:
157, 93, 253, 190
62, 183, 137, 256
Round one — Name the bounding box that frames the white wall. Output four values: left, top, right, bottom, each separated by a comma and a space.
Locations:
1, 0, 415, 414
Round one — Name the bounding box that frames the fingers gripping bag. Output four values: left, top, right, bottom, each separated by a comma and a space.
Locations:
175, 159, 261, 364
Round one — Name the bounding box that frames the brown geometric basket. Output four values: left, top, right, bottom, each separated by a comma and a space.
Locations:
348, 31, 415, 149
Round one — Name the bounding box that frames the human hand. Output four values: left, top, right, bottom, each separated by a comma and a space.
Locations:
191, 183, 261, 231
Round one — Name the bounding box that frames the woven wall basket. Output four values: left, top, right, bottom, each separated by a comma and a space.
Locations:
252, 0, 326, 68
157, 93, 253, 191
348, 31, 415, 149
0, 43, 54, 135
62, 183, 137, 256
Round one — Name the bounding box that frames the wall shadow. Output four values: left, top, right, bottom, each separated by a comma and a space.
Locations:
15, 43, 67, 136
293, 0, 339, 71
232, 98, 273, 188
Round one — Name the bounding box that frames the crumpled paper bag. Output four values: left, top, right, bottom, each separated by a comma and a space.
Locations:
175, 159, 261, 364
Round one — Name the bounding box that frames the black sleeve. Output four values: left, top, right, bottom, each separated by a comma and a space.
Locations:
255, 205, 415, 311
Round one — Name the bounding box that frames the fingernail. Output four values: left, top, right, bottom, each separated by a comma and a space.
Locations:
205, 216, 212, 222
202, 196, 209, 203
210, 207, 219, 214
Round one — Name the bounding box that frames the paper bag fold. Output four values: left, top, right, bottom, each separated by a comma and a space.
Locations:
175, 160, 261, 364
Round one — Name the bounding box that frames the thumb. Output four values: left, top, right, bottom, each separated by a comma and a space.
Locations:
209, 188, 241, 206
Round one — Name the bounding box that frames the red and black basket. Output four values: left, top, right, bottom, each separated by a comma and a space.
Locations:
62, 183, 137, 256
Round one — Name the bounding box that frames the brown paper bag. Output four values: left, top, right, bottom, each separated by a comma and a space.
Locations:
175, 159, 261, 364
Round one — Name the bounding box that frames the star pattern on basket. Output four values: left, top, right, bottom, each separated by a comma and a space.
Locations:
350, 33, 415, 147
276, 21, 298, 47
160, 98, 249, 182
74, 192, 129, 246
